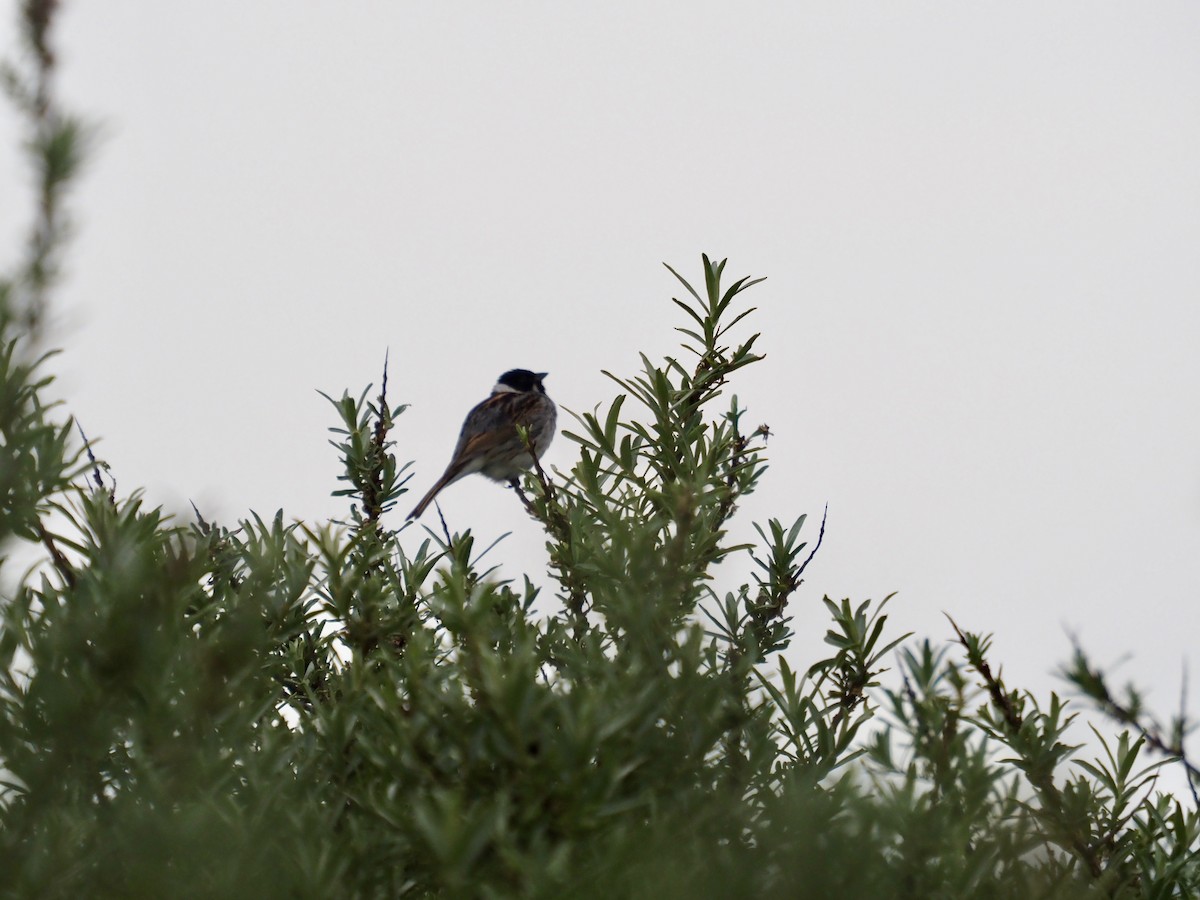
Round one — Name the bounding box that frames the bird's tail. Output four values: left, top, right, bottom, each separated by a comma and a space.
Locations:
406, 473, 452, 520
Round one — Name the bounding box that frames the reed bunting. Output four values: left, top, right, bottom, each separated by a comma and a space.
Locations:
406, 369, 557, 520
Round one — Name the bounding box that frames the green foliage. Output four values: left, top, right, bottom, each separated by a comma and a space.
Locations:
0, 5, 1197, 898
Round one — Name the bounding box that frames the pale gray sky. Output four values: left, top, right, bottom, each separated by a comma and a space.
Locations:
3, 3, 1199, 778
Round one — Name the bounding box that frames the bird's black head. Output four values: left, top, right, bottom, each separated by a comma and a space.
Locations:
496, 369, 548, 394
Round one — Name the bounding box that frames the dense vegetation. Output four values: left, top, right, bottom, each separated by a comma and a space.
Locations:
1, 5, 1196, 897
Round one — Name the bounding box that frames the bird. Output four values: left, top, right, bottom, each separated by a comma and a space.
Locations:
406, 369, 557, 520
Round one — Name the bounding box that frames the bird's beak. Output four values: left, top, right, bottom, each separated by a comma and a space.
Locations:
536, 372, 549, 379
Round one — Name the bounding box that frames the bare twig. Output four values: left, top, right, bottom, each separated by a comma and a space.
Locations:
795, 503, 827, 582
379, 348, 389, 409
76, 423, 114, 504
190, 500, 211, 535
435, 501, 452, 546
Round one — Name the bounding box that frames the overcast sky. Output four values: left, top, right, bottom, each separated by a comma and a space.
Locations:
2, 3, 1198, 785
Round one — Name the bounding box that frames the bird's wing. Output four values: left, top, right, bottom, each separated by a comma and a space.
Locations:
439, 392, 539, 480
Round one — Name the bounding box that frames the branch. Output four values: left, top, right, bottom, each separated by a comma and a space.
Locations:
77, 423, 114, 504
1068, 646, 1200, 807
36, 519, 75, 588
516, 429, 588, 639
949, 617, 1105, 878
795, 503, 827, 582
362, 353, 392, 526
435, 501, 452, 547
2, 0, 82, 334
